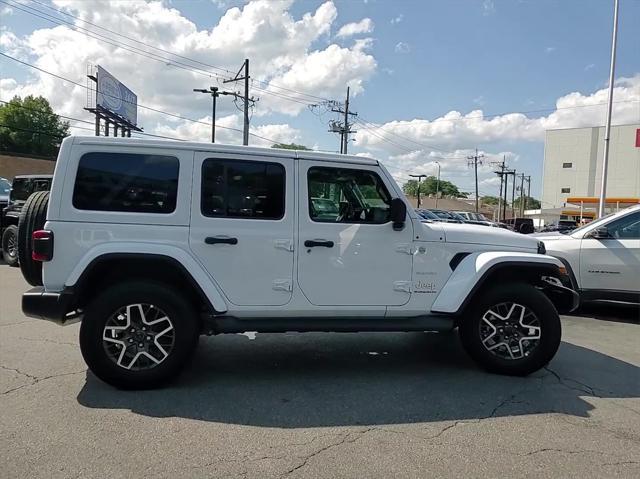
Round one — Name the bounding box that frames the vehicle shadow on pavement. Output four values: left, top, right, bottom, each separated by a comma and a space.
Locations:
76, 332, 640, 427
571, 302, 640, 325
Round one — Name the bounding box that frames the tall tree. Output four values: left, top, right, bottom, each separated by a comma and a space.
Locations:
0, 96, 70, 157
402, 176, 468, 198
271, 142, 310, 150
481, 195, 501, 206
513, 196, 541, 209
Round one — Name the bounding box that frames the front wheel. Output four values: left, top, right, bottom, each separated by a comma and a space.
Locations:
459, 283, 561, 376
80, 281, 200, 389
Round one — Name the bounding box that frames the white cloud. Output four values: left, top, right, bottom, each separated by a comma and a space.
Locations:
0, 0, 378, 137
394, 41, 410, 54
390, 14, 403, 25
356, 75, 640, 152
473, 95, 486, 106
545, 46, 556, 53
336, 18, 373, 38
584, 63, 595, 71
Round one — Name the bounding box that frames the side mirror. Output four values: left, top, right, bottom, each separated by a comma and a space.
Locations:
589, 226, 611, 239
390, 198, 406, 231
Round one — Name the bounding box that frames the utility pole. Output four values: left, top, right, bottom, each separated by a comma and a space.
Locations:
434, 161, 441, 208
503, 169, 515, 221
409, 174, 427, 209
517, 173, 526, 218
492, 156, 507, 221
467, 148, 485, 212
525, 176, 531, 213
511, 170, 517, 219
330, 87, 357, 154
194, 86, 235, 143
224, 59, 257, 145
598, 0, 619, 218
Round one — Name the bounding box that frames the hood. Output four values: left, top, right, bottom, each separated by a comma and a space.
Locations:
433, 222, 540, 251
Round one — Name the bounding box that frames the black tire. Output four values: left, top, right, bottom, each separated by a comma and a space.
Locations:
17, 191, 49, 286
2, 225, 19, 266
80, 281, 200, 390
459, 283, 561, 376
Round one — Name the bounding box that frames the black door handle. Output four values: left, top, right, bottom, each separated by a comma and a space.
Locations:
304, 239, 334, 248
205, 236, 238, 245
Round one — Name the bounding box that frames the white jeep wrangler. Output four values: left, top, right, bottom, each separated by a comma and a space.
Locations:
19, 136, 578, 389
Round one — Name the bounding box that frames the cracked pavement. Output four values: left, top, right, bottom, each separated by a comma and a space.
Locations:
1, 264, 639, 478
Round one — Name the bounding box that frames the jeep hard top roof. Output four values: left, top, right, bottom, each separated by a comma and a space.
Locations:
65, 136, 379, 166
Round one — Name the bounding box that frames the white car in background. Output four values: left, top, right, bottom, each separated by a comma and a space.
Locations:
534, 205, 640, 305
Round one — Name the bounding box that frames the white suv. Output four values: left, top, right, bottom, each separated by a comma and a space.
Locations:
19, 136, 577, 389
534, 205, 640, 305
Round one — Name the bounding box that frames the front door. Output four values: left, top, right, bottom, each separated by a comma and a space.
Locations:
579, 210, 640, 292
297, 161, 414, 306
189, 152, 295, 306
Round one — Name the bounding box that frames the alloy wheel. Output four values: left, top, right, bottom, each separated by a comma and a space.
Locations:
102, 303, 175, 370
479, 302, 541, 360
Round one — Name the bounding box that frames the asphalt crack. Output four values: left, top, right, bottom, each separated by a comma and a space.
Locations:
1, 367, 86, 395
279, 427, 378, 478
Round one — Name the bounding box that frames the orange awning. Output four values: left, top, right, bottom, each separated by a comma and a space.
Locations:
567, 197, 640, 205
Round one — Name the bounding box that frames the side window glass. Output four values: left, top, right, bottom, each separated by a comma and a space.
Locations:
607, 212, 640, 239
73, 152, 179, 213
201, 159, 285, 219
308, 167, 391, 224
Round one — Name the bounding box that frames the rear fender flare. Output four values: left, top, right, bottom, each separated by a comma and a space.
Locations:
66, 243, 228, 313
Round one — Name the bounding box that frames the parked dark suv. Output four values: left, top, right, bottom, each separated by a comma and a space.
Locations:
1, 175, 53, 266
503, 217, 535, 234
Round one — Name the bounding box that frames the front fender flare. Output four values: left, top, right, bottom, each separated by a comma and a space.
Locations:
430, 251, 564, 314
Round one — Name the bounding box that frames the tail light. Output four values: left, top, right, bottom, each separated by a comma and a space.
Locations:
32, 230, 54, 262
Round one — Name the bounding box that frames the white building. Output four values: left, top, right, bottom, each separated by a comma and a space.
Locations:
542, 123, 640, 210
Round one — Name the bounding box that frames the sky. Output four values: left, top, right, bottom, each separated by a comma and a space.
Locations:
1, 0, 639, 205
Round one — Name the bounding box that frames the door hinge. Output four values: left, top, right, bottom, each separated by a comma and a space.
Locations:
272, 279, 293, 292
393, 281, 412, 293
274, 239, 294, 252
395, 243, 413, 255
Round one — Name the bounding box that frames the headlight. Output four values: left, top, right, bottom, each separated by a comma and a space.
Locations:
537, 241, 546, 254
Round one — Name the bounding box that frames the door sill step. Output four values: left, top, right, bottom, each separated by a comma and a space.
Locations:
202, 315, 455, 335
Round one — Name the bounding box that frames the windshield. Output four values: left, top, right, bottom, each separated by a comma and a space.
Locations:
0, 178, 10, 195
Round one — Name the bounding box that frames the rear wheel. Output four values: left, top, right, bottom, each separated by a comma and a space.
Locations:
17, 191, 49, 286
459, 283, 561, 376
2, 225, 19, 266
80, 281, 200, 390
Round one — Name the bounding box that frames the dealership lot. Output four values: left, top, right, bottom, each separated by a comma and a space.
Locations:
1, 263, 639, 478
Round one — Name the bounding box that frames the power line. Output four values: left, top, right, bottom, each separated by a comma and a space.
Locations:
14, 0, 330, 106
0, 51, 283, 145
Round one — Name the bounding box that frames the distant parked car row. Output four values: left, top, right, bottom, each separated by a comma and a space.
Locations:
1, 175, 53, 266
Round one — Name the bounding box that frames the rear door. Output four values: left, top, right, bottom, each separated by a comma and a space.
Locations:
189, 152, 295, 306
297, 161, 414, 306
579, 210, 640, 292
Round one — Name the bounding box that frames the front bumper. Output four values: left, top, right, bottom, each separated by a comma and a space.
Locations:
540, 277, 580, 313
22, 287, 80, 325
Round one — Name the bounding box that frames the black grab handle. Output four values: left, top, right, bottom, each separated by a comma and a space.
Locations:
205, 236, 238, 245
304, 239, 334, 248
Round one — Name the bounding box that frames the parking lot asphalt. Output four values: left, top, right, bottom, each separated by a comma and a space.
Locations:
1, 262, 639, 479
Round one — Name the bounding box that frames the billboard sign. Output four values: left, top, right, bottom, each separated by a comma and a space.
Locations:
96, 65, 137, 125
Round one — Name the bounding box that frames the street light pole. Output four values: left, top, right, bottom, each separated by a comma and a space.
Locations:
409, 174, 427, 209
434, 162, 441, 208
598, 0, 620, 218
